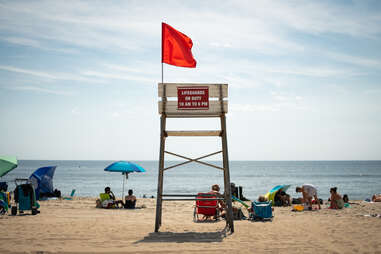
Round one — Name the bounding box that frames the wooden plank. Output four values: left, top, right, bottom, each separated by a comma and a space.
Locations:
165, 130, 222, 136
158, 83, 228, 98
158, 101, 228, 114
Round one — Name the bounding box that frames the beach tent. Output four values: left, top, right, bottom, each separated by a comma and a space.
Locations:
265, 184, 291, 205
29, 166, 57, 200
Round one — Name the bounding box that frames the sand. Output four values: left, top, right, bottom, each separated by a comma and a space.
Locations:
1, 197, 381, 254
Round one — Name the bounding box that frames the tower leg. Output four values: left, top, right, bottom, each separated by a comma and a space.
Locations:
155, 115, 166, 232
220, 114, 234, 233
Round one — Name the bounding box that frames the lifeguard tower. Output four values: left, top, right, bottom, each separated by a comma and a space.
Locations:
155, 83, 234, 233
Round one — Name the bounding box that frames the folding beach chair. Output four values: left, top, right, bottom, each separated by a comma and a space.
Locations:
193, 193, 220, 222
249, 201, 273, 221
99, 193, 115, 208
11, 183, 39, 215
63, 189, 76, 200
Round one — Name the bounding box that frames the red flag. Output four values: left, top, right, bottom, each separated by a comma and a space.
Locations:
162, 22, 197, 68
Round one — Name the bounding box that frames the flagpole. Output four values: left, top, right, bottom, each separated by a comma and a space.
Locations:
161, 21, 164, 84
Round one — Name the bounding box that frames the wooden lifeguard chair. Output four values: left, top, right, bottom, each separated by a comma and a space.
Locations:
155, 83, 234, 233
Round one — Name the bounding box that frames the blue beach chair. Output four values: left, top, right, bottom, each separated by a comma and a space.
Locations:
250, 201, 273, 221
11, 183, 39, 215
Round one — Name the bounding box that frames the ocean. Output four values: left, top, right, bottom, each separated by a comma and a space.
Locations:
1, 160, 381, 201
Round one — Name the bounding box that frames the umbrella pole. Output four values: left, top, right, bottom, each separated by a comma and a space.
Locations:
122, 173, 125, 201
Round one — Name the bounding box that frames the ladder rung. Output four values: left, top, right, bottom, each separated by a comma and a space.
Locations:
165, 130, 222, 136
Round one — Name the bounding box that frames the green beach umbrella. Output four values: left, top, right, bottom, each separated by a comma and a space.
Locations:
0, 156, 18, 177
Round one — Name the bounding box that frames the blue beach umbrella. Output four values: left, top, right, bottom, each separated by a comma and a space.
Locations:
104, 161, 146, 199
29, 166, 57, 200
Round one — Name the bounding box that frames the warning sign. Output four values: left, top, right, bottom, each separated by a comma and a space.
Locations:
177, 86, 209, 110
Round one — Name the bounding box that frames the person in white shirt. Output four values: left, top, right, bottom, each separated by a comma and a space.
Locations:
296, 184, 321, 210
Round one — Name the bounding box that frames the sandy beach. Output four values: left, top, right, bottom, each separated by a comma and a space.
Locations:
1, 197, 381, 254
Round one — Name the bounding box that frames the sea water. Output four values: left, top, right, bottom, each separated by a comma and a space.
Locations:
1, 160, 381, 201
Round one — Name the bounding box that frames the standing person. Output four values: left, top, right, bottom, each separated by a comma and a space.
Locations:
329, 187, 344, 209
296, 184, 321, 210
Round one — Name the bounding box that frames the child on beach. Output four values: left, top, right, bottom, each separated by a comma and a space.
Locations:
296, 184, 321, 210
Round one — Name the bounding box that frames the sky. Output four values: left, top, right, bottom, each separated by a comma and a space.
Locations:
0, 0, 380, 161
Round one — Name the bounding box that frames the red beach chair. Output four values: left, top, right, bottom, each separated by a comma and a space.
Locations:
193, 192, 220, 222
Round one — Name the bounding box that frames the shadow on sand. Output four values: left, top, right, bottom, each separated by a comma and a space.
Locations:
135, 229, 229, 243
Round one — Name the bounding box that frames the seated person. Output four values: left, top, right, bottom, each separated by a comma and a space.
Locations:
231, 183, 238, 198
280, 191, 291, 206
273, 190, 291, 206
274, 191, 282, 206
258, 195, 267, 202
329, 187, 344, 209
372, 194, 381, 202
250, 195, 273, 216
124, 189, 136, 209
207, 184, 226, 219
343, 194, 349, 203
99, 187, 124, 208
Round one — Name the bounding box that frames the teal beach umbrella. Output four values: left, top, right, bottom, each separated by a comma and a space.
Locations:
0, 156, 18, 177
104, 161, 146, 199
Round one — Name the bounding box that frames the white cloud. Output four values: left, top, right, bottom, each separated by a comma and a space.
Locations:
9, 85, 74, 96
271, 91, 303, 102
0, 65, 57, 79
231, 103, 280, 112
71, 108, 80, 115
81, 70, 154, 83
1, 1, 379, 59
0, 65, 104, 83
209, 42, 232, 48
324, 51, 381, 69
104, 64, 157, 75
3, 37, 41, 47
1, 37, 79, 54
